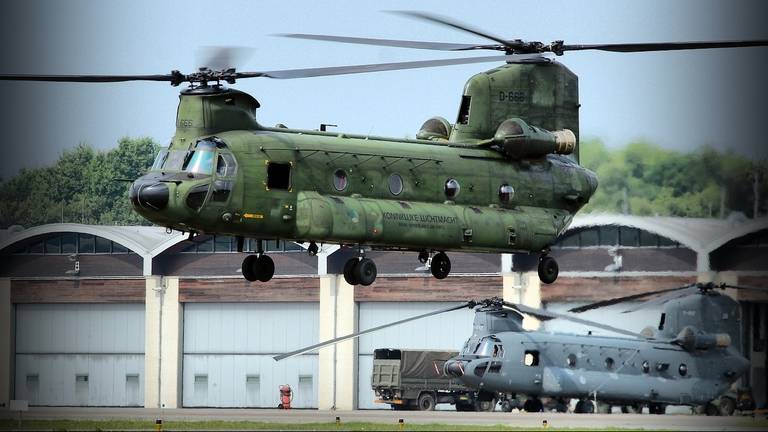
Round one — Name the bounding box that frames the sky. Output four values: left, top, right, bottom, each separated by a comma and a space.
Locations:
0, 0, 767, 179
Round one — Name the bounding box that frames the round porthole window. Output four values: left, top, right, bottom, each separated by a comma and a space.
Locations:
679, 363, 688, 376
605, 357, 614, 370
444, 178, 461, 199
642, 361, 650, 374
499, 184, 514, 203
388, 173, 404, 196
333, 169, 348, 191
566, 353, 577, 368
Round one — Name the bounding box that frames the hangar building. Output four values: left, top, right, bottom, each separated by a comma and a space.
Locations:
0, 215, 765, 409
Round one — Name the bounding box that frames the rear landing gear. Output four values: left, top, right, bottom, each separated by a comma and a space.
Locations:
343, 256, 378, 286
538, 255, 559, 284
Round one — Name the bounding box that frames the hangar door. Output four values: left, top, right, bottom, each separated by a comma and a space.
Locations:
182, 302, 319, 407
15, 304, 145, 406
357, 302, 475, 409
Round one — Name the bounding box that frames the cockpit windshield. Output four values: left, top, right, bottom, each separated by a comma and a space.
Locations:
182, 140, 218, 175
474, 337, 494, 356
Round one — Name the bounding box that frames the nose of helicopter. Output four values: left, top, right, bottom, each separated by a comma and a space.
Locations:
444, 359, 465, 377
130, 181, 169, 211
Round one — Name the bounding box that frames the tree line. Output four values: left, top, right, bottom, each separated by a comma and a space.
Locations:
0, 137, 764, 228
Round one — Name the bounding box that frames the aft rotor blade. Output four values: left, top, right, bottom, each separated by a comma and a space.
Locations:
389, 11, 517, 50
568, 284, 695, 313
277, 33, 497, 51
724, 284, 768, 292
621, 286, 700, 313
503, 301, 646, 339
273, 302, 474, 361
251, 54, 536, 79
0, 73, 175, 83
561, 40, 768, 53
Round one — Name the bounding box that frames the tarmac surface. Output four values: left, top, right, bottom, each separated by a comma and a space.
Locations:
2, 407, 768, 431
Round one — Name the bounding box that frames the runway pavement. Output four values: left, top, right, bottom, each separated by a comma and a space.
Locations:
2, 407, 767, 430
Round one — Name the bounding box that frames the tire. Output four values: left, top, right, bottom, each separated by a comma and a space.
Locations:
431, 252, 451, 279
538, 256, 559, 284
649, 403, 665, 415
418, 392, 436, 411
718, 397, 736, 416
256, 255, 275, 282
705, 402, 719, 416
477, 398, 497, 412
500, 400, 513, 412
524, 398, 543, 412
242, 255, 258, 282
354, 258, 377, 286
456, 401, 472, 411
343, 258, 359, 285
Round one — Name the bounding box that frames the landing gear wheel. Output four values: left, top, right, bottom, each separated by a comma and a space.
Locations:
538, 255, 559, 284
500, 400, 513, 412
523, 398, 543, 412
575, 399, 594, 414
648, 402, 666, 415
431, 252, 451, 279
554, 398, 569, 413
417, 392, 436, 411
717, 397, 736, 416
308, 241, 319, 256
242, 255, 258, 282
255, 255, 274, 282
354, 258, 378, 286
477, 398, 497, 412
343, 258, 360, 286
418, 250, 429, 264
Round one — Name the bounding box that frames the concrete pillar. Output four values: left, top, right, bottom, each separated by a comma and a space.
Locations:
0, 278, 10, 408
501, 255, 541, 330
318, 275, 357, 410
144, 276, 182, 409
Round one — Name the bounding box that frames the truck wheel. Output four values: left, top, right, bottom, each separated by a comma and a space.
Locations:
418, 392, 436, 411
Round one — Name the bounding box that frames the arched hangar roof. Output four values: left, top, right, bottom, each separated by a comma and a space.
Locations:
704, 216, 768, 254
0, 223, 181, 257
566, 214, 735, 252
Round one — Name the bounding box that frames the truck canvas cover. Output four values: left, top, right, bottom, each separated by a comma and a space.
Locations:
400, 350, 457, 378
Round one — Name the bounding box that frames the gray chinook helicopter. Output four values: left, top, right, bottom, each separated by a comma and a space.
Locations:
276, 282, 763, 415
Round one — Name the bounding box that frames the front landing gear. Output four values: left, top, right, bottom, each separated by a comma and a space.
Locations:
242, 254, 275, 282
343, 256, 378, 286
430, 252, 451, 279
538, 255, 559, 284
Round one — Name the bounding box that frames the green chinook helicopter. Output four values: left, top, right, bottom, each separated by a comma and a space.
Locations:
3, 12, 766, 286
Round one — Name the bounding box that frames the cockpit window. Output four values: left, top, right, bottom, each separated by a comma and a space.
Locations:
152, 150, 169, 170
217, 153, 237, 177
182, 140, 219, 175
474, 337, 494, 356
163, 150, 187, 171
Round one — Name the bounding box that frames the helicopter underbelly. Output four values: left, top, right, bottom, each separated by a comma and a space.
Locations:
294, 190, 567, 252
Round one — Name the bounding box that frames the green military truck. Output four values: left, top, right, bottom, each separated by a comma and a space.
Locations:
371, 348, 496, 411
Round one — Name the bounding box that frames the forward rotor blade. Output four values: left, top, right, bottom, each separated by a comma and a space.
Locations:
568, 284, 695, 313
0, 73, 175, 83
251, 54, 537, 79
621, 286, 700, 313
561, 40, 768, 53
389, 11, 515, 50
724, 284, 768, 292
273, 302, 474, 361
277, 33, 497, 51
503, 301, 646, 339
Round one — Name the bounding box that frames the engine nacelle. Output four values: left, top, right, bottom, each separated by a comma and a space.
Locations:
675, 326, 731, 351
493, 118, 575, 160
416, 116, 452, 141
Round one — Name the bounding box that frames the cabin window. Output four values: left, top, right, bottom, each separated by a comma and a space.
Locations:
333, 169, 348, 191
388, 173, 404, 196
567, 353, 577, 368
605, 357, 615, 370
499, 184, 514, 203
267, 162, 292, 190
152, 149, 169, 170
444, 178, 461, 199
457, 95, 471, 124
679, 363, 688, 376
523, 350, 540, 366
